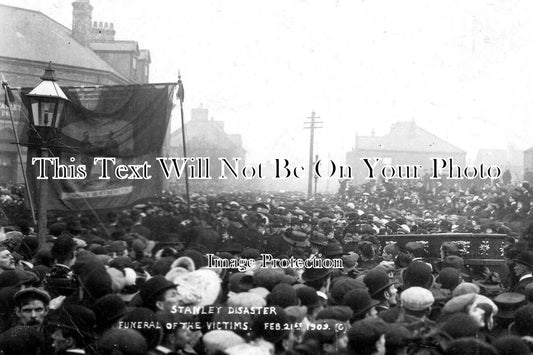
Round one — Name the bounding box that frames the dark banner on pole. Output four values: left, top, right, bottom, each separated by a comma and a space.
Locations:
23, 83, 176, 211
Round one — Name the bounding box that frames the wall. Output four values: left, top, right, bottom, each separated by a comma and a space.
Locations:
91, 52, 134, 82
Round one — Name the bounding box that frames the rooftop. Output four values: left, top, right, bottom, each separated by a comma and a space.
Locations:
355, 121, 465, 154
0, 4, 128, 81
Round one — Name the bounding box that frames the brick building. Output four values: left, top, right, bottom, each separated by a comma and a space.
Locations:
0, 0, 151, 182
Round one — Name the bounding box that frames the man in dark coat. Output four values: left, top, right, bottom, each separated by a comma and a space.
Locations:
45, 235, 78, 298
364, 269, 398, 313
511, 251, 533, 294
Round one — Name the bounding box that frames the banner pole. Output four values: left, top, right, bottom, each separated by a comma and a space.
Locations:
177, 72, 191, 215
1, 81, 37, 225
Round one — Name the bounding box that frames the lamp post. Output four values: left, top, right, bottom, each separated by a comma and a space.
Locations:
26, 62, 69, 243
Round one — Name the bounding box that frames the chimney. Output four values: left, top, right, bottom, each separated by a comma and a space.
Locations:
72, 0, 93, 46
90, 21, 116, 41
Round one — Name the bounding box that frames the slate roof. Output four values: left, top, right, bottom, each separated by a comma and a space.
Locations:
0, 4, 127, 80
356, 122, 465, 154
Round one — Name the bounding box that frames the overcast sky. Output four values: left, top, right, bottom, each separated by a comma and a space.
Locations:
3, 0, 533, 165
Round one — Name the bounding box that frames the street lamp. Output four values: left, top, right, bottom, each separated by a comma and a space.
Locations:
27, 62, 69, 143
26, 62, 69, 243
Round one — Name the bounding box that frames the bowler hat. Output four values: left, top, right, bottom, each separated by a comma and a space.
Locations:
343, 289, 379, 319
92, 294, 129, 331
363, 269, 394, 298
296, 286, 322, 308
323, 241, 346, 258
437, 267, 462, 290
139, 276, 176, 305
266, 284, 299, 308
49, 222, 67, 236
402, 261, 433, 288
513, 251, 533, 269
283, 230, 310, 248
301, 266, 332, 283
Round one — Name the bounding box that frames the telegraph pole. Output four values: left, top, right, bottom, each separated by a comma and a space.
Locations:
304, 111, 322, 199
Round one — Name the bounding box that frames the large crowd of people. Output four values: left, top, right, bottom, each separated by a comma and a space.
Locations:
0, 179, 532, 354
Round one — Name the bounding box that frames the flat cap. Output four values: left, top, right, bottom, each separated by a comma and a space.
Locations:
401, 286, 434, 311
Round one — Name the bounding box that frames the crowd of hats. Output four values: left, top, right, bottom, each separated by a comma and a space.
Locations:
0, 179, 529, 354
